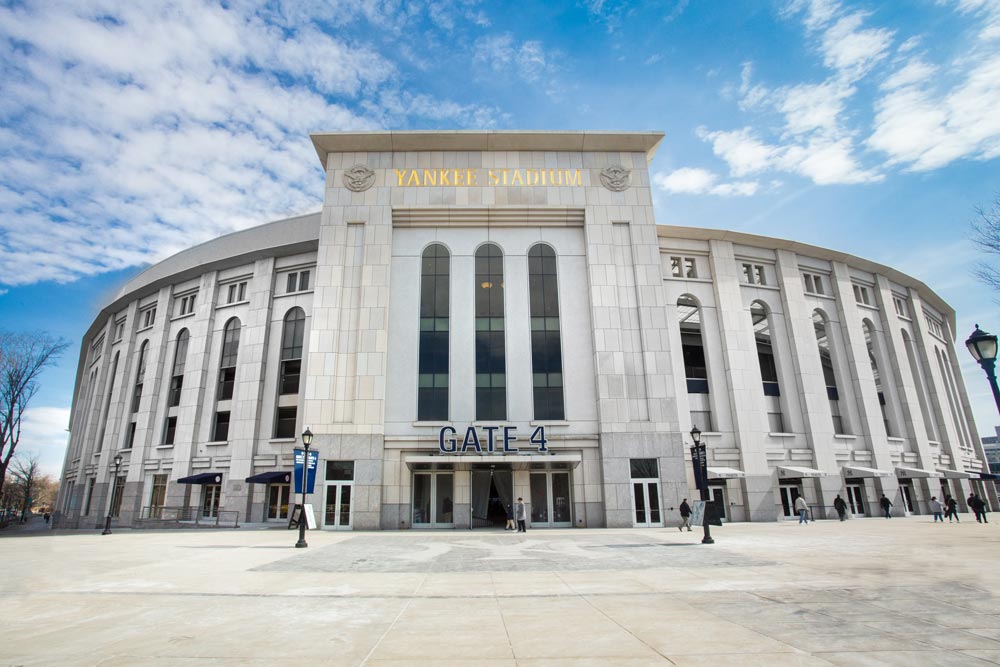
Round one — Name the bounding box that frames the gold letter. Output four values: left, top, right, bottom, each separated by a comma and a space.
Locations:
423, 169, 436, 186
467, 169, 478, 186
511, 169, 524, 186
439, 169, 450, 186
453, 169, 464, 186
396, 169, 406, 186
565, 169, 582, 186
488, 169, 499, 185
407, 170, 420, 186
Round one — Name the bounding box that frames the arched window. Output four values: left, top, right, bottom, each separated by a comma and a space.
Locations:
418, 245, 450, 420
678, 295, 712, 430
218, 318, 241, 401
863, 320, 894, 437
96, 351, 119, 452
126, 341, 148, 449
169, 329, 189, 408
751, 301, 785, 432
275, 308, 306, 438
528, 244, 564, 420
814, 311, 847, 434
475, 244, 506, 420
902, 329, 937, 441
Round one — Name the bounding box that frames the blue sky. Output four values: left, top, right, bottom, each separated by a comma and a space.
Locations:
2, 0, 1000, 476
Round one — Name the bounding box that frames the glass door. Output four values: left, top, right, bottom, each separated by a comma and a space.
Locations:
266, 483, 290, 520
202, 484, 221, 518
529, 471, 573, 528
847, 484, 866, 516
412, 472, 455, 528
899, 483, 915, 514
323, 483, 353, 530
709, 486, 728, 522
631, 480, 662, 527
779, 485, 800, 518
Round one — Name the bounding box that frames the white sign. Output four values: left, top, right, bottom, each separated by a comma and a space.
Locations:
690, 501, 706, 527
303, 503, 317, 530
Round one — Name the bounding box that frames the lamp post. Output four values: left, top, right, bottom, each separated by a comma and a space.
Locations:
689, 425, 714, 545
102, 453, 124, 535
966, 324, 1000, 417
295, 427, 314, 549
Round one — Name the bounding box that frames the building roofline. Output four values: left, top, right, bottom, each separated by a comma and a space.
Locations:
309, 131, 665, 167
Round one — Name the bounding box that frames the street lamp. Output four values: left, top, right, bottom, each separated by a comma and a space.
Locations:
689, 425, 714, 545
102, 453, 124, 535
966, 324, 1000, 417
295, 427, 314, 549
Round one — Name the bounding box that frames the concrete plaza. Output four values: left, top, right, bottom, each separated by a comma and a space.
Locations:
2, 516, 1000, 666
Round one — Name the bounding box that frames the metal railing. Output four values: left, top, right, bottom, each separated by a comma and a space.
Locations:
140, 506, 240, 528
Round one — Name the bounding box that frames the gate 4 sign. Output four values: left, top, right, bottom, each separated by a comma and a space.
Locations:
293, 448, 318, 494
438, 425, 548, 454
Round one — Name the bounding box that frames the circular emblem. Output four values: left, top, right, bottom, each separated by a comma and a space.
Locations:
600, 165, 632, 192
342, 164, 375, 192
214, 475, 222, 483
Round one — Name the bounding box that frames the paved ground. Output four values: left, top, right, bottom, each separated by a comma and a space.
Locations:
2, 516, 1000, 666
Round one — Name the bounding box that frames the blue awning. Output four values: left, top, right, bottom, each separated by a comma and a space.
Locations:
177, 472, 223, 485
245, 471, 291, 484
979, 472, 1000, 480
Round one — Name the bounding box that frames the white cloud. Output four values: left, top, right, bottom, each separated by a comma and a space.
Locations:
17, 406, 71, 477
474, 33, 558, 83
820, 12, 894, 82
652, 167, 759, 197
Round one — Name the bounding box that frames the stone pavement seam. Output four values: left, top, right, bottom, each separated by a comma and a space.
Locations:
358, 595, 414, 666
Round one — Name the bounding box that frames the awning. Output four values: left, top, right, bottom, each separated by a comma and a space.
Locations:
245, 471, 292, 484
404, 452, 582, 470
895, 466, 943, 479
707, 466, 745, 479
177, 472, 223, 485
938, 469, 975, 479
979, 472, 1000, 481
842, 465, 892, 478
777, 465, 827, 478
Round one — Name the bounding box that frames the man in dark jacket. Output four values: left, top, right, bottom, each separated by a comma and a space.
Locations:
678, 499, 692, 532
970, 494, 989, 523
946, 495, 960, 523
834, 495, 848, 521
879, 494, 892, 519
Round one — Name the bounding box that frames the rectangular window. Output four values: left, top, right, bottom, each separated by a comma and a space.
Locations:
178, 294, 196, 316
227, 284, 237, 303
274, 406, 297, 438
684, 258, 697, 278
111, 476, 125, 517
115, 321, 125, 341
226, 282, 248, 304
286, 271, 311, 293
629, 458, 658, 479
141, 307, 156, 328
131, 383, 143, 413
213, 411, 231, 442
125, 422, 137, 450
803, 273, 825, 295
298, 270, 309, 291
280, 359, 301, 395
169, 375, 183, 407
893, 296, 907, 318
326, 460, 355, 481
62, 481, 74, 513
163, 416, 177, 445
671, 256, 683, 277
218, 367, 236, 401
853, 284, 871, 305
754, 265, 766, 285
670, 256, 698, 278
83, 478, 96, 515
475, 246, 506, 421
286, 272, 297, 293
742, 263, 766, 285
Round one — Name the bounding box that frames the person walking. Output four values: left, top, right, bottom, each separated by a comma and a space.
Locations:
504, 503, 515, 531
930, 496, 944, 523
678, 498, 692, 531
978, 495, 989, 524
833, 494, 848, 521
945, 495, 960, 523
970, 494, 988, 524
879, 494, 893, 519
515, 497, 527, 533
794, 495, 809, 524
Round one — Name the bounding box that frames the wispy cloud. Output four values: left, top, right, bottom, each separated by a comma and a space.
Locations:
653, 167, 758, 197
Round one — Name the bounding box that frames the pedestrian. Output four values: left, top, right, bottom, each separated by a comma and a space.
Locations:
515, 497, 527, 533
979, 495, 990, 524
794, 495, 809, 524
879, 494, 892, 519
504, 503, 515, 531
970, 494, 988, 524
833, 494, 848, 521
930, 496, 944, 523
945, 495, 960, 523
678, 498, 692, 531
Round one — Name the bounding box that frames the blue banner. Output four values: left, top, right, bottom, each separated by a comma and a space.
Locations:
293, 448, 318, 494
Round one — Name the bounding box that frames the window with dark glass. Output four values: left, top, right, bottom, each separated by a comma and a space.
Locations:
275, 406, 297, 438
131, 341, 148, 414
218, 318, 240, 400
326, 460, 355, 480
475, 244, 506, 420
751, 304, 779, 394
163, 416, 177, 445
213, 411, 230, 442
280, 308, 305, 395
814, 311, 847, 434
96, 352, 119, 452
678, 296, 709, 394
169, 329, 189, 407
418, 245, 450, 420
528, 244, 564, 420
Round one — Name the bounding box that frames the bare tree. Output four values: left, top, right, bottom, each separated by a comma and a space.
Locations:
0, 332, 68, 502
971, 195, 1000, 293
9, 452, 40, 521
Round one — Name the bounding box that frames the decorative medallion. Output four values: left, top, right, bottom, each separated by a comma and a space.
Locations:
342, 164, 375, 192
600, 165, 632, 192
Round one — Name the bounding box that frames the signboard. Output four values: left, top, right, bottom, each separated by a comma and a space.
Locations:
394, 168, 582, 188
690, 500, 706, 527
690, 443, 708, 492
293, 449, 318, 494
438, 425, 547, 454
288, 503, 317, 530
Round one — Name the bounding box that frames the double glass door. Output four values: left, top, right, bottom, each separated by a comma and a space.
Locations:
846, 484, 866, 516
413, 472, 454, 527
779, 485, 800, 518
530, 471, 572, 527
631, 480, 662, 527
323, 483, 353, 530
202, 484, 221, 518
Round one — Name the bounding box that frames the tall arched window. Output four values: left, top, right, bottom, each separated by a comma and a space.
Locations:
96, 351, 119, 452
751, 301, 785, 432
218, 318, 241, 401
126, 341, 148, 449
902, 329, 937, 441
475, 244, 506, 420
863, 320, 894, 437
814, 310, 847, 434
528, 244, 564, 420
169, 329, 189, 408
678, 295, 712, 430
275, 308, 306, 438
418, 245, 450, 420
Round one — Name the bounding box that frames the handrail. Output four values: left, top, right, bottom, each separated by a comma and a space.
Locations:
140, 506, 239, 528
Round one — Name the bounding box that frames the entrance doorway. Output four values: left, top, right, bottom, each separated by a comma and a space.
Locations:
846, 483, 866, 516
899, 481, 915, 514
530, 470, 572, 527
709, 485, 728, 522
202, 484, 221, 518
412, 472, 454, 528
323, 483, 353, 530
471, 466, 513, 528
779, 484, 801, 518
